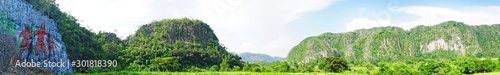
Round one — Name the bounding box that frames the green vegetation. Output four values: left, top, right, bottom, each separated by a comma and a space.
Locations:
68, 72, 343, 75
254, 61, 273, 66
79, 56, 500, 75
322, 57, 349, 73
22, 0, 241, 73
20, 0, 500, 75
284, 21, 500, 74
23, 0, 107, 72
287, 21, 500, 64
0, 12, 16, 36
116, 18, 242, 72
368, 56, 500, 75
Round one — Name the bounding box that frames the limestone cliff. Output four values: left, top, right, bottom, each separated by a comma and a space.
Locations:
287, 21, 500, 64
1, 0, 73, 74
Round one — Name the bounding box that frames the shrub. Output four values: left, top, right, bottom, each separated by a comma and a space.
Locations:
476, 57, 496, 73
233, 66, 241, 71
322, 57, 349, 73
252, 67, 261, 72
210, 65, 219, 71
363, 63, 375, 70
188, 66, 207, 72
375, 62, 395, 75
87, 67, 102, 73
125, 62, 147, 72
457, 57, 476, 74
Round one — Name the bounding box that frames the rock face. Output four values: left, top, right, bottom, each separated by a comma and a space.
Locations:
0, 34, 55, 75
132, 18, 219, 45
0, 0, 73, 74
287, 21, 500, 63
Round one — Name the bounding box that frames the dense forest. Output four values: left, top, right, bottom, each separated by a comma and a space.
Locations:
116, 18, 243, 72
20, 0, 243, 73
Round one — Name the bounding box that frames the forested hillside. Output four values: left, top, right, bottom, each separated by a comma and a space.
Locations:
19, 0, 242, 73
21, 0, 105, 72
1, 0, 76, 73
9, 0, 500, 74
118, 18, 243, 72
287, 21, 500, 64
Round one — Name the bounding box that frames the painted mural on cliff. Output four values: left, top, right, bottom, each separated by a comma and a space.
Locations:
0, 0, 74, 74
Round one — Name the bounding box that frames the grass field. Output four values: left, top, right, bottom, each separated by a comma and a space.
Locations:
70, 72, 351, 75
66, 66, 376, 75
474, 72, 500, 75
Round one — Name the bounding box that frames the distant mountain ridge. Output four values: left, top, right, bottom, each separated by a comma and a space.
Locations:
286, 21, 500, 64
230, 52, 286, 63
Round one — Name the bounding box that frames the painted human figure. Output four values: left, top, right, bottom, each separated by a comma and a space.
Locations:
31, 23, 49, 60
48, 33, 55, 58
18, 25, 31, 59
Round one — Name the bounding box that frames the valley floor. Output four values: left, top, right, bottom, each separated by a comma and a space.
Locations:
474, 72, 500, 75
70, 72, 347, 75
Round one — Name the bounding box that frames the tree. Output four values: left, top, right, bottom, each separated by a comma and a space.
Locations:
252, 66, 261, 72
255, 61, 272, 66
233, 66, 241, 71
458, 57, 476, 74
125, 61, 147, 72
392, 63, 420, 75
269, 61, 290, 72
376, 62, 395, 75
149, 57, 180, 71
277, 61, 290, 72
219, 56, 230, 71
210, 65, 219, 71
364, 63, 375, 70
477, 57, 495, 73
322, 57, 349, 73
416, 59, 454, 75
242, 61, 251, 71
223, 53, 244, 69
418, 60, 436, 75
289, 62, 298, 72
297, 62, 313, 72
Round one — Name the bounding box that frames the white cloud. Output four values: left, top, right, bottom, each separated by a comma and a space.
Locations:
56, 0, 339, 57
397, 6, 500, 29
200, 0, 339, 57
346, 6, 500, 31
359, 7, 366, 12
346, 18, 395, 31
56, 0, 202, 38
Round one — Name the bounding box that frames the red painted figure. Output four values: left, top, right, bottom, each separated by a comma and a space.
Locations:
18, 25, 31, 59
31, 23, 49, 60
48, 34, 55, 57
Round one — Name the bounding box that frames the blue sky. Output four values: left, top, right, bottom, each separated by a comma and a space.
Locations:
293, 0, 500, 37
56, 0, 500, 57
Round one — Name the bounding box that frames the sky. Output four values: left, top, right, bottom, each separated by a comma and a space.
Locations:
55, 0, 500, 57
